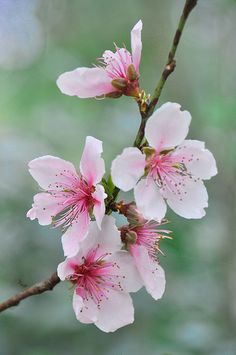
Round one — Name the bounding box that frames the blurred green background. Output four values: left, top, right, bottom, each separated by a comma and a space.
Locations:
0, 0, 235, 354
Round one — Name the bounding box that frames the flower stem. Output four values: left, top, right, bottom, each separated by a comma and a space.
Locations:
147, 0, 198, 117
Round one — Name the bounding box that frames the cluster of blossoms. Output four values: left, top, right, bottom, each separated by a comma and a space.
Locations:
27, 21, 217, 332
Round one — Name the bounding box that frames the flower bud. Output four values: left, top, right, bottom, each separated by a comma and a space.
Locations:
126, 64, 138, 81
111, 78, 128, 90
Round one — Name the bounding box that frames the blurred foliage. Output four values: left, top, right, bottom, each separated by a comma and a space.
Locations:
0, 0, 236, 354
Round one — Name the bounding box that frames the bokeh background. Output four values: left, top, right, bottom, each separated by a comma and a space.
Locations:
0, 0, 235, 354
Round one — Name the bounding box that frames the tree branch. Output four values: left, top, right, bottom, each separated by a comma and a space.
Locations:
0, 0, 197, 314
0, 272, 60, 313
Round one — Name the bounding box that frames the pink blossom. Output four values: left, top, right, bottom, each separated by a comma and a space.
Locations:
111, 102, 217, 221
56, 20, 142, 99
120, 203, 170, 300
57, 216, 142, 332
27, 136, 107, 257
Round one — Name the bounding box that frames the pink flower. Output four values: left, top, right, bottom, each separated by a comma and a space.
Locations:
27, 136, 107, 257
57, 216, 142, 332
120, 203, 170, 300
56, 20, 142, 99
111, 102, 217, 221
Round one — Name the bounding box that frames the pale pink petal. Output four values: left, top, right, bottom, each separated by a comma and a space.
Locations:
106, 251, 143, 292
57, 255, 82, 280
80, 136, 105, 186
26, 192, 64, 225
72, 293, 84, 317
131, 20, 142, 71
111, 147, 145, 191
28, 155, 77, 190
134, 178, 167, 222
131, 245, 165, 300
173, 140, 217, 180
61, 213, 89, 257
73, 293, 99, 324
95, 290, 134, 332
79, 216, 122, 257
92, 184, 107, 229
162, 178, 208, 219
56, 67, 115, 98
145, 102, 192, 151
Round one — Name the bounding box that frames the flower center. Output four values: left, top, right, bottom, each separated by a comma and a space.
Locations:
67, 247, 124, 308
46, 170, 96, 229
120, 217, 172, 261
146, 150, 188, 189
133, 221, 171, 260
102, 47, 133, 80
99, 47, 140, 98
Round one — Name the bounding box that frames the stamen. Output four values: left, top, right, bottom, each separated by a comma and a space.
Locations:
66, 247, 124, 307
45, 175, 95, 230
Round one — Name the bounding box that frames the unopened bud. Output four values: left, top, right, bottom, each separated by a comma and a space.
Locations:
111, 78, 128, 90
126, 64, 138, 81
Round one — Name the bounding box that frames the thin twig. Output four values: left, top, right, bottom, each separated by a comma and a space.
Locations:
134, 0, 198, 148
0, 0, 197, 314
0, 272, 60, 313
148, 0, 197, 116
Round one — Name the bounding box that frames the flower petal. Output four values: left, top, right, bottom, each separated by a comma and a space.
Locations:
80, 136, 105, 186
26, 192, 65, 225
111, 147, 145, 191
73, 292, 99, 324
95, 290, 134, 332
57, 255, 82, 280
56, 67, 115, 98
173, 140, 217, 180
61, 213, 89, 257
145, 102, 191, 150
80, 216, 122, 256
162, 178, 208, 219
131, 245, 165, 300
131, 20, 142, 72
28, 155, 77, 190
106, 251, 143, 292
92, 184, 106, 229
134, 178, 167, 222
